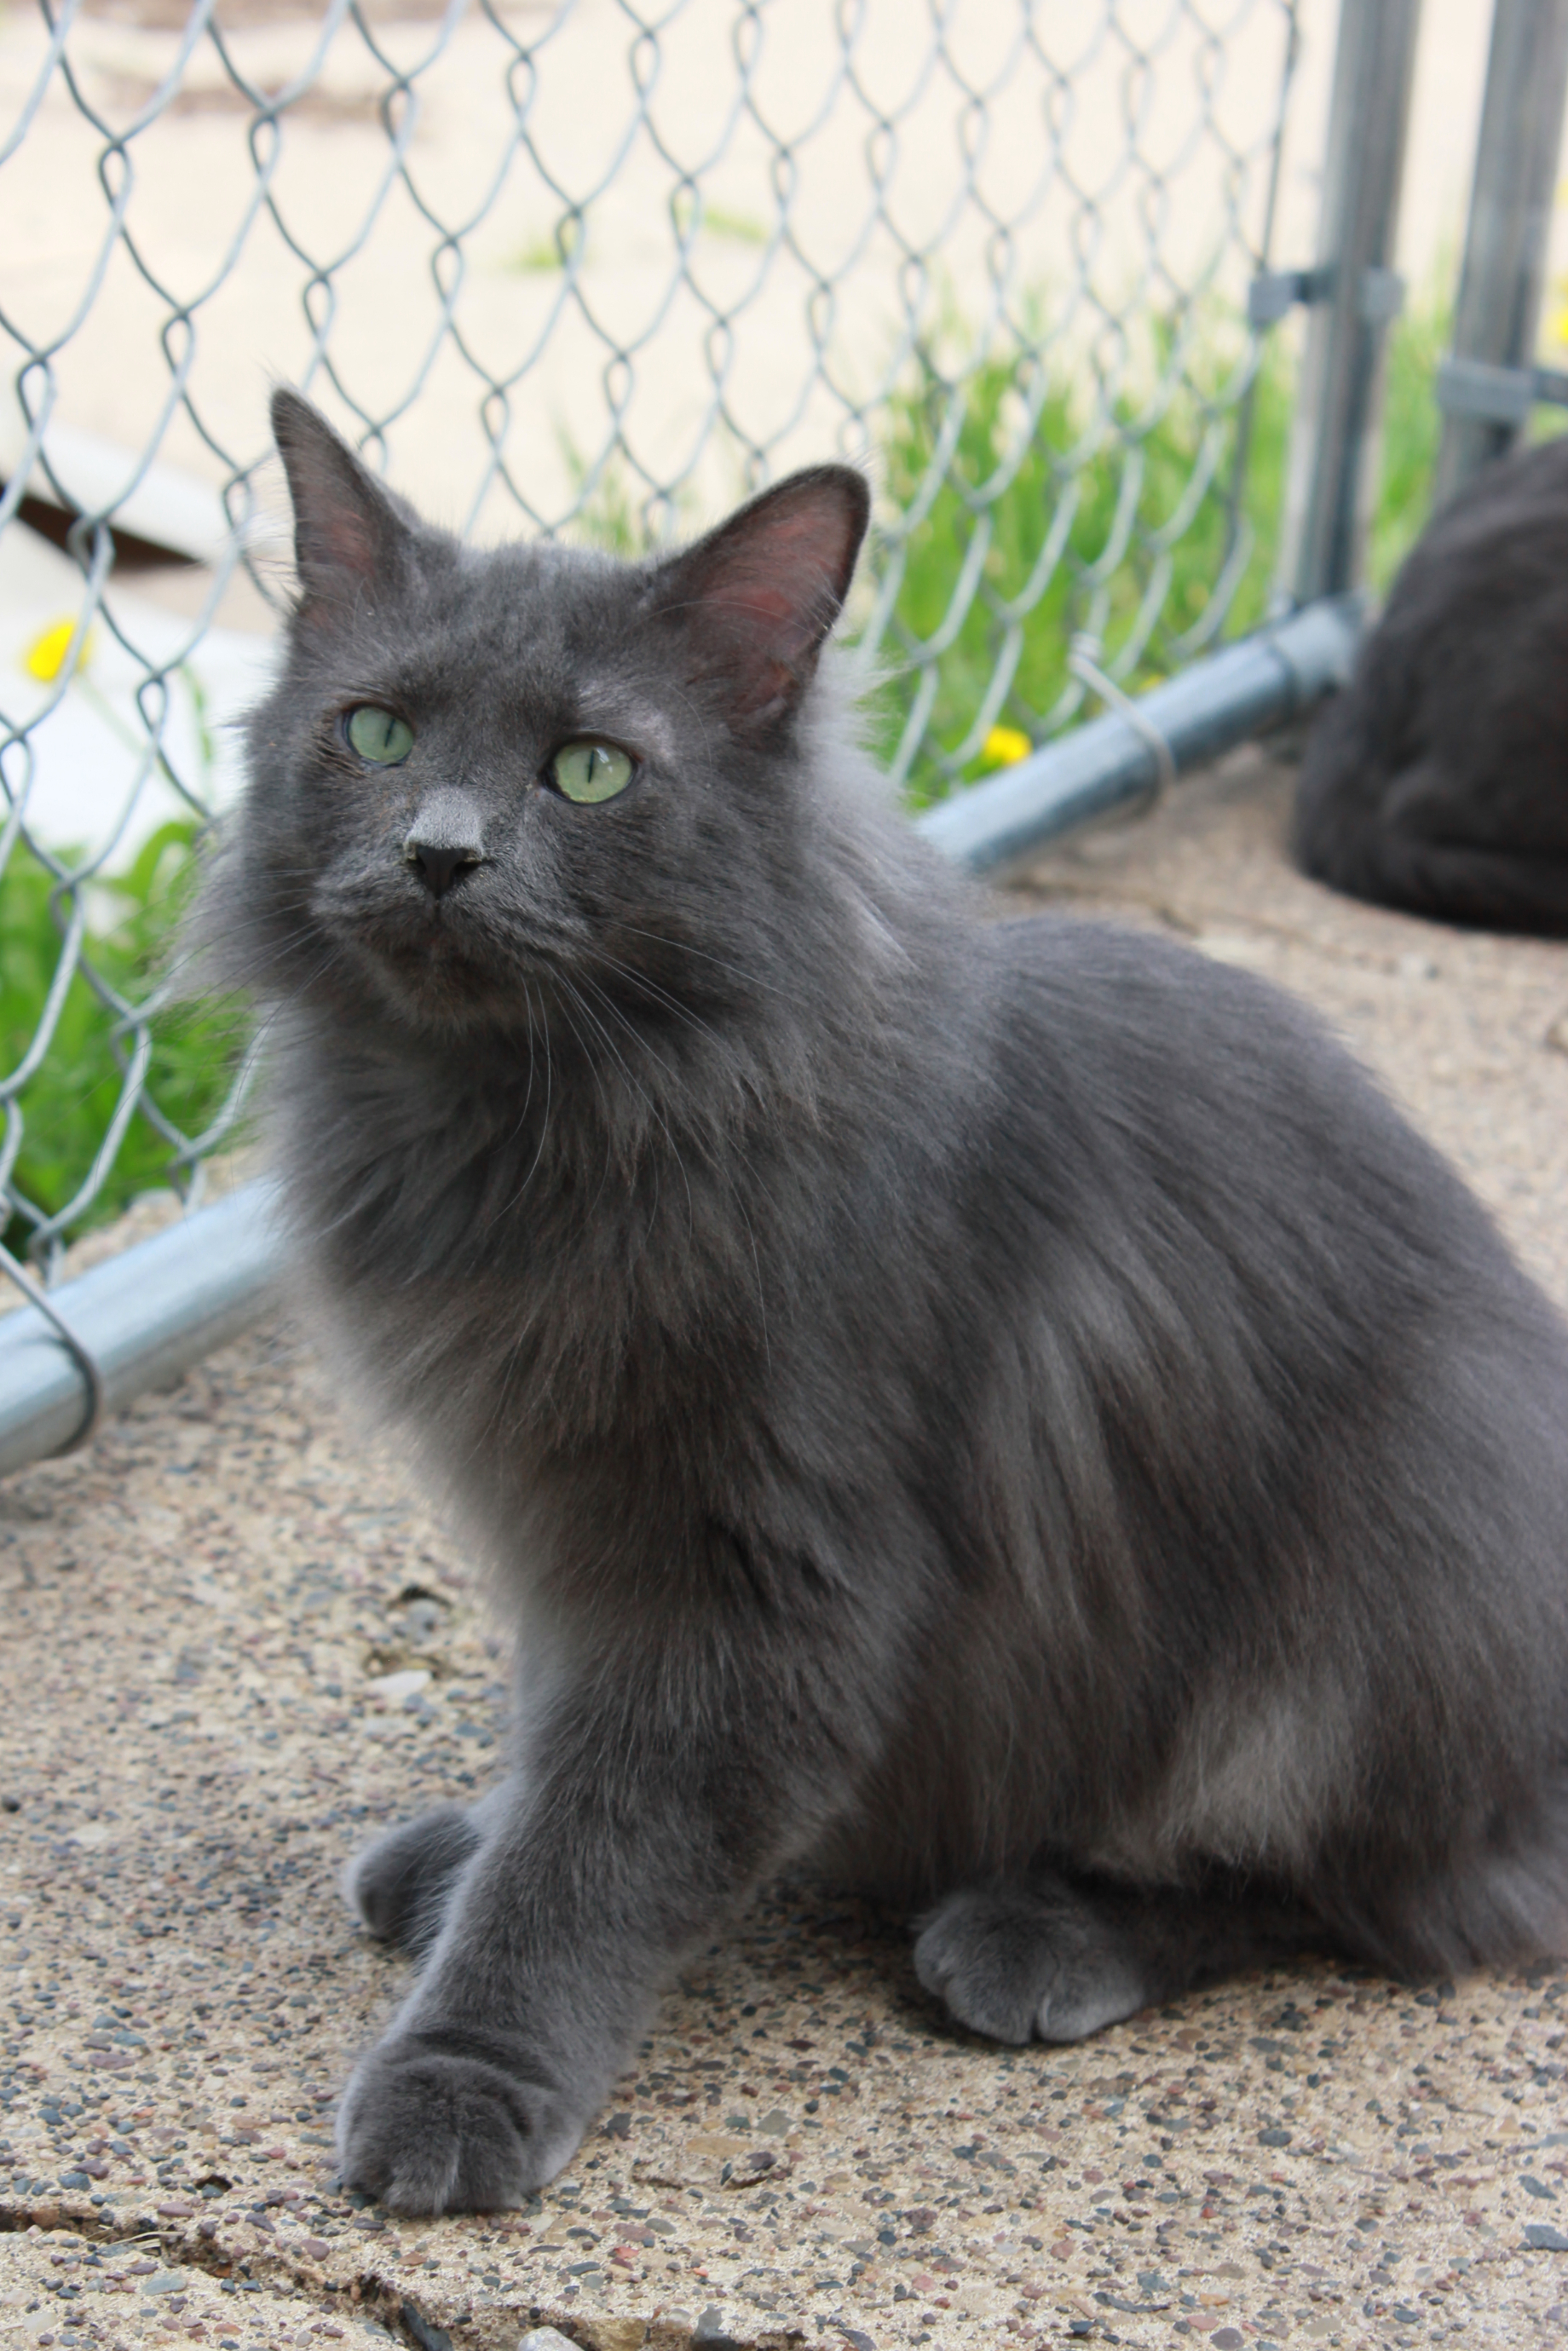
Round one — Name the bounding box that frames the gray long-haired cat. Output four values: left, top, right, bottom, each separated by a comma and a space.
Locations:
1294, 431, 1568, 934
201, 389, 1568, 2216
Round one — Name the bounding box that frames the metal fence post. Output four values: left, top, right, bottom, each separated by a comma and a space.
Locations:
1277, 0, 1425, 605
1432, 0, 1568, 508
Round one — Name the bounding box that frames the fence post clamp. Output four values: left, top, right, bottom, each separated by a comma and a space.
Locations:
1247, 267, 1330, 328
1436, 356, 1568, 427
1248, 267, 1404, 332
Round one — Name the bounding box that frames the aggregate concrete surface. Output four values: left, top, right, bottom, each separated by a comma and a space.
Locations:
3, 751, 1568, 2351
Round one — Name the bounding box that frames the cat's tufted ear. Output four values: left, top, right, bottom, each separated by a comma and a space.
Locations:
652, 466, 870, 724
270, 388, 417, 625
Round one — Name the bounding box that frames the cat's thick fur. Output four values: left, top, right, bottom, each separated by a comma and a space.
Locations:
1294, 431, 1568, 933
200, 390, 1568, 2216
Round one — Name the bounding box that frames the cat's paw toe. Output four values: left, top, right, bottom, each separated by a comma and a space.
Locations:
336, 2039, 580, 2215
344, 1806, 482, 1951
914, 1880, 1148, 2045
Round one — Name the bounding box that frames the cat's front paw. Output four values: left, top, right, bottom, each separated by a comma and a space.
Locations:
914, 1879, 1148, 2045
344, 1804, 484, 1952
336, 2036, 584, 2214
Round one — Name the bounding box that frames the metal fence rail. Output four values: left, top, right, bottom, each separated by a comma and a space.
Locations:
1, 0, 1306, 1302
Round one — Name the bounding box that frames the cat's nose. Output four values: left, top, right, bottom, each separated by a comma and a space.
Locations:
404, 792, 485, 899
408, 841, 477, 897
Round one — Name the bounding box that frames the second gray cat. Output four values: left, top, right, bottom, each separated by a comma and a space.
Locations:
198, 390, 1568, 2215
1294, 432, 1568, 933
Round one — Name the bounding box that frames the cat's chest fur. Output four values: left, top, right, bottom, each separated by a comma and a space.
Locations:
270, 981, 957, 1557
282, 1030, 757, 1409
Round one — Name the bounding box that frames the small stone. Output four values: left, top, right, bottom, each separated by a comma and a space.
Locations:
368, 1668, 430, 1703
516, 2333, 577, 2350
1526, 2223, 1568, 2250
1195, 930, 1270, 967
1257, 2128, 1291, 2147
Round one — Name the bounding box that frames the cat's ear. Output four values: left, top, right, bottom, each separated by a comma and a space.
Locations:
653, 466, 870, 723
270, 388, 416, 625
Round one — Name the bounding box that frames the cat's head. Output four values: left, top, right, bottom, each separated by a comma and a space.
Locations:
222, 389, 871, 1045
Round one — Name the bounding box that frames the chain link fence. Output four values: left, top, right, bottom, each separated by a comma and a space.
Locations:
1, 0, 1307, 1287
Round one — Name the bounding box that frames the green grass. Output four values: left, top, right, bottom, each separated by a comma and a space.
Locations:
0, 821, 244, 1262
865, 319, 1283, 797
869, 285, 1453, 800
1369, 281, 1450, 591
558, 441, 669, 559
512, 198, 767, 277
512, 215, 586, 274
671, 191, 769, 246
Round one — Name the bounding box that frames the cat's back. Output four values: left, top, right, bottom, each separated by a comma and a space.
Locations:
1346, 434, 1568, 744
1293, 435, 1568, 929
933, 910, 1568, 1691
967, 908, 1559, 1369
1391, 431, 1568, 613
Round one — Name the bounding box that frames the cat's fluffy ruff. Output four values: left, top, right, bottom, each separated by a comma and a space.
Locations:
197, 389, 1568, 2214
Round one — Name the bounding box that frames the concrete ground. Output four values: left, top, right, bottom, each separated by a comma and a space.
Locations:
3, 749, 1568, 2351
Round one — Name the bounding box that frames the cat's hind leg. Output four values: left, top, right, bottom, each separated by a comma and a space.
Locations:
345, 1802, 488, 1953
914, 1871, 1317, 2044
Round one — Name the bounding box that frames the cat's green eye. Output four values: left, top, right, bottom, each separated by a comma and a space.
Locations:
550, 740, 634, 804
347, 705, 414, 765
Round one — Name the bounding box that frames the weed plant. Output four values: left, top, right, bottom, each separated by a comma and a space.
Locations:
870, 287, 1450, 801
0, 822, 241, 1260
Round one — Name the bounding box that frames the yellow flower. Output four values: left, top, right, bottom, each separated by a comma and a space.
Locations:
23, 616, 95, 684
982, 723, 1033, 769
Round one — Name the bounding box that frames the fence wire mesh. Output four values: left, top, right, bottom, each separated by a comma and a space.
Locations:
1, 0, 1303, 1281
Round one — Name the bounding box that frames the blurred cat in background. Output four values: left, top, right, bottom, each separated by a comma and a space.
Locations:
1294, 431, 1568, 933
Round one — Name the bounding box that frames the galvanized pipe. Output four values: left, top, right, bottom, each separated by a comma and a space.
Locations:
1277, 0, 1425, 603
918, 596, 1361, 879
0, 595, 1363, 1478
0, 1184, 284, 1479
